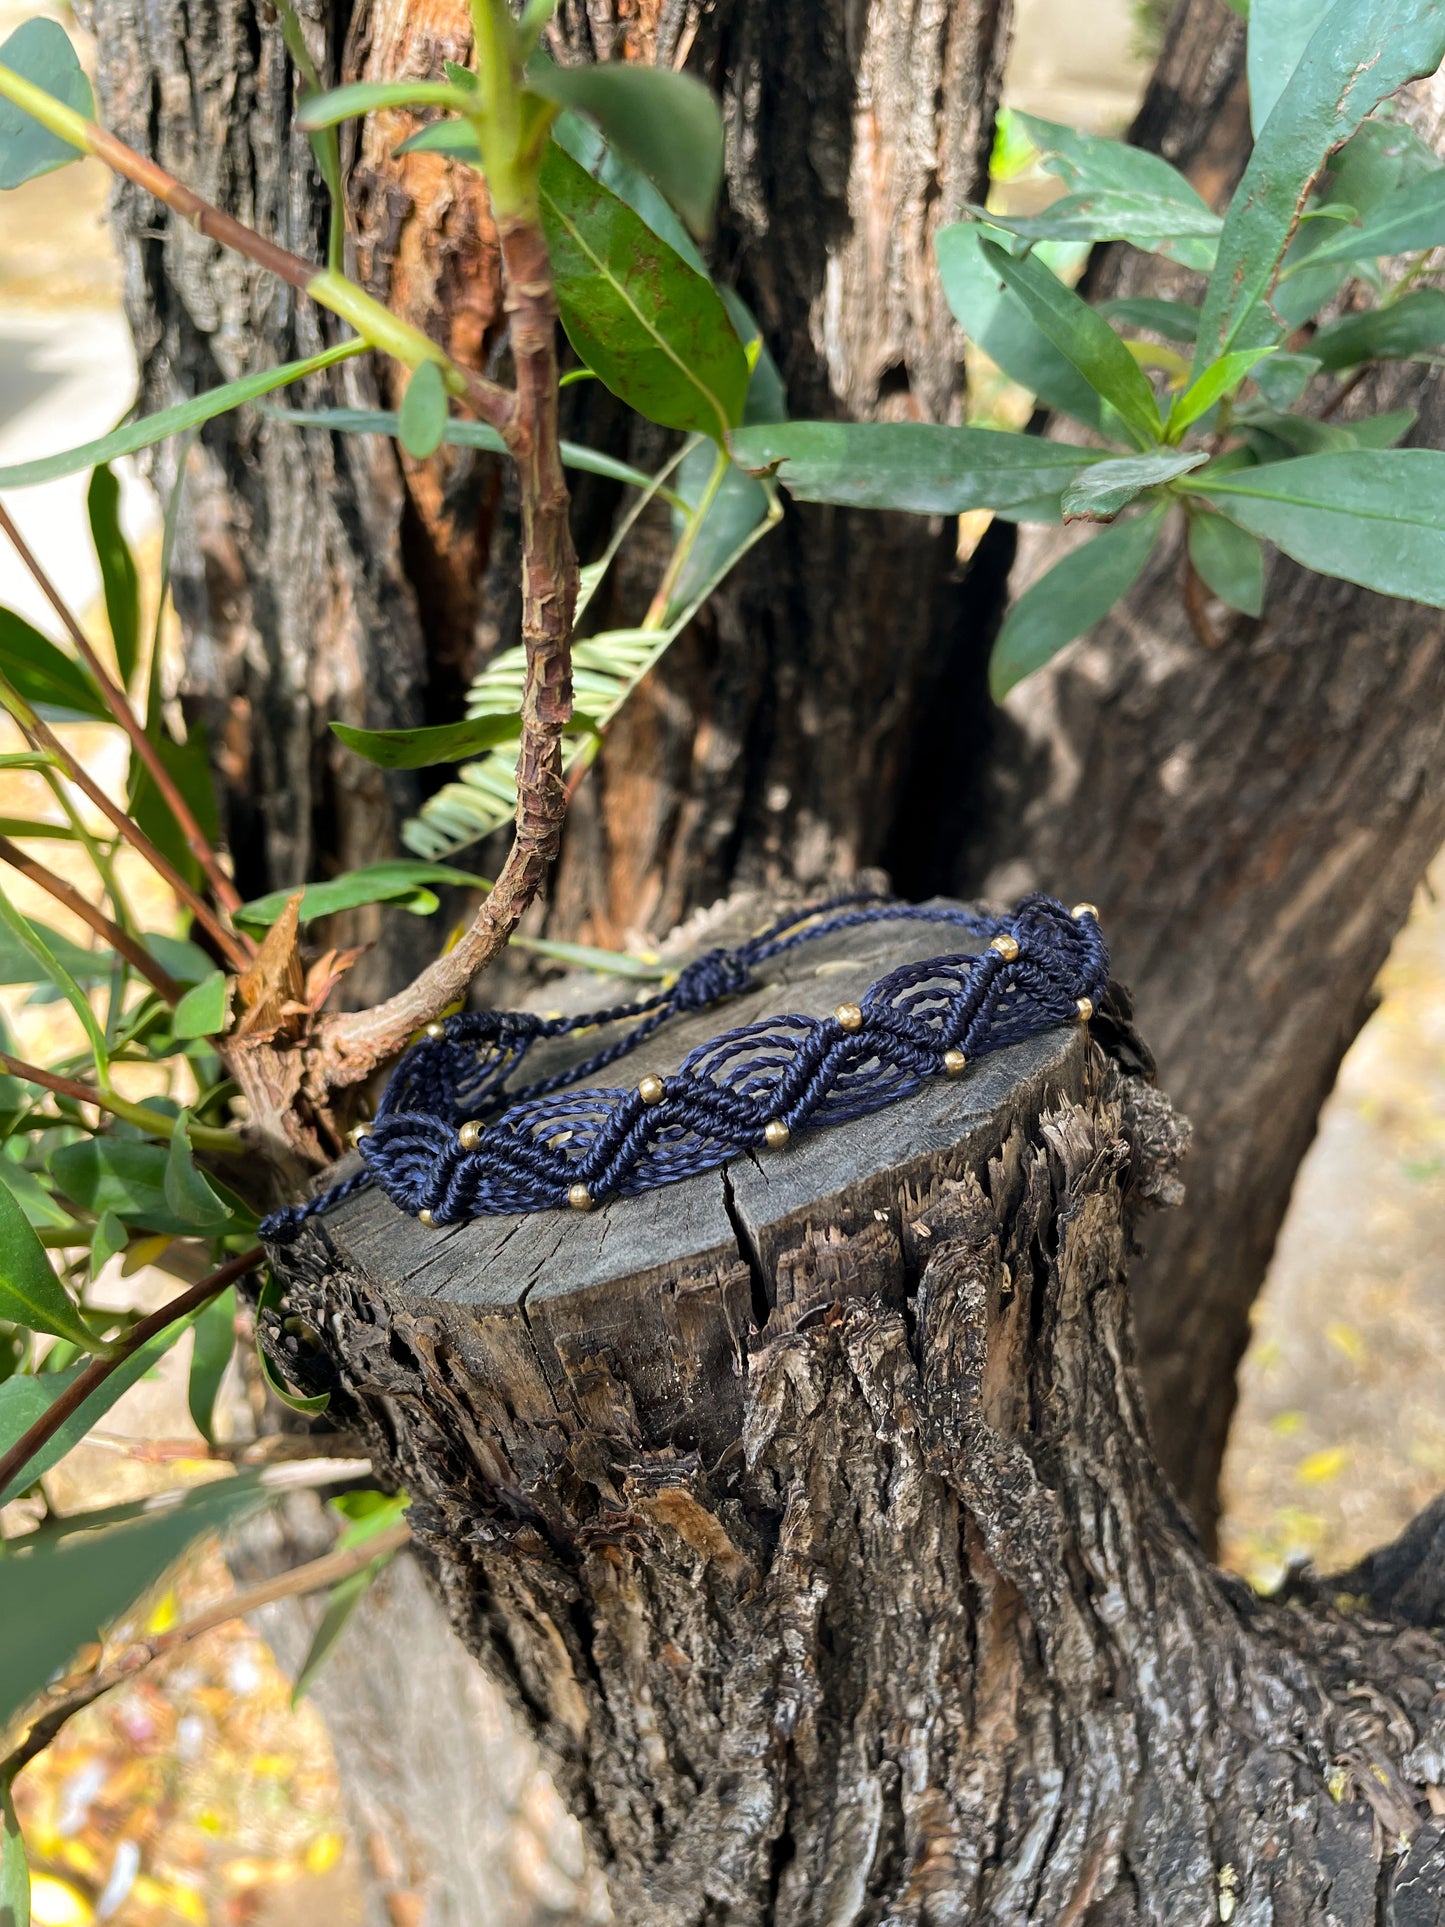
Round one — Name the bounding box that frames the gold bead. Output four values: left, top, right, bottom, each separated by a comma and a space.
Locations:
568, 1182, 594, 1212
424, 1021, 446, 1041
348, 1123, 373, 1147
1076, 997, 1094, 1022
458, 1119, 482, 1151
834, 1002, 864, 1032
990, 933, 1020, 962
418, 1208, 435, 1227
764, 1118, 790, 1149
943, 1049, 968, 1076
1071, 902, 1099, 921
638, 1074, 665, 1106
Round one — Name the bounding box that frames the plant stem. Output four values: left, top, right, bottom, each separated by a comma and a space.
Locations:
0, 1051, 240, 1150
2, 1517, 411, 1779
0, 500, 246, 919
0, 836, 182, 1001
0, 1247, 262, 1500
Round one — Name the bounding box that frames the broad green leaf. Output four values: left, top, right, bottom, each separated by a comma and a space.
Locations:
935, 222, 1107, 431
1306, 167, 1445, 264
0, 1180, 94, 1349
1251, 350, 1321, 407
728, 421, 1109, 517
1196, 0, 1445, 370
0, 1323, 190, 1507
1166, 346, 1276, 439
990, 504, 1168, 699
1311, 289, 1445, 368
0, 1158, 72, 1232
0, 1471, 273, 1728
291, 1493, 408, 1702
143, 933, 217, 985
1, 1779, 27, 1927
538, 141, 748, 442
1061, 450, 1208, 522
236, 860, 487, 931
297, 78, 470, 128
0, 884, 107, 1075
0, 607, 108, 721
1342, 407, 1417, 448
86, 464, 140, 688
0, 917, 109, 985
187, 1286, 235, 1444
1246, 0, 1322, 135
257, 1274, 329, 1415
550, 109, 706, 272
164, 1114, 233, 1229
1009, 110, 1221, 269
330, 714, 524, 770
172, 971, 229, 1039
1188, 508, 1266, 616
88, 1208, 127, 1282
525, 57, 723, 237
0, 341, 367, 490
979, 238, 1162, 447
0, 18, 92, 189
1187, 448, 1445, 605
397, 360, 448, 458
49, 1138, 237, 1236
1098, 297, 1201, 343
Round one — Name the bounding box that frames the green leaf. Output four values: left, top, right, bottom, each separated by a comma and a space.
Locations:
1008, 111, 1221, 269
0, 18, 92, 189
0, 1180, 95, 1349
0, 342, 367, 490
1166, 346, 1277, 439
397, 360, 448, 459
727, 420, 1108, 517
1311, 289, 1445, 368
975, 192, 1220, 261
0, 1158, 73, 1233
88, 1208, 128, 1282
1196, 0, 1445, 369
257, 1274, 329, 1415
0, 884, 107, 1076
297, 77, 471, 128
1061, 450, 1208, 522
0, 1471, 274, 1728
550, 109, 706, 272
172, 971, 229, 1040
273, 0, 346, 273
1251, 350, 1321, 407
187, 1286, 235, 1445
235, 859, 487, 931
538, 141, 748, 442
978, 237, 1162, 447
0, 917, 109, 986
526, 57, 723, 237
49, 1138, 237, 1237
291, 1493, 408, 1702
1188, 508, 1266, 616
1, 1778, 28, 1927
1306, 166, 1445, 265
127, 720, 219, 893
935, 223, 1108, 431
0, 607, 108, 721
164, 1114, 233, 1229
1187, 448, 1445, 604
1247, 0, 1322, 135
508, 935, 670, 980
143, 933, 217, 986
330, 714, 525, 770
1098, 296, 1201, 343
990, 504, 1168, 700
86, 464, 140, 688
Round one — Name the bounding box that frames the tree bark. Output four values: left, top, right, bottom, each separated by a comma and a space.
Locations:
265, 899, 1445, 1924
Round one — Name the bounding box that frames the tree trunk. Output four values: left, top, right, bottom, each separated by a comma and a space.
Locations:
265, 898, 1445, 1924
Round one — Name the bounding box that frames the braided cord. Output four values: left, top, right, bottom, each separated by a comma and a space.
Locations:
261, 893, 1106, 1242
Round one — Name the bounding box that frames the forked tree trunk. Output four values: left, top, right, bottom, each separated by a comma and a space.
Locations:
265, 898, 1445, 1924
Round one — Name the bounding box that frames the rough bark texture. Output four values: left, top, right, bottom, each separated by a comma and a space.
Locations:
266, 900, 1445, 1924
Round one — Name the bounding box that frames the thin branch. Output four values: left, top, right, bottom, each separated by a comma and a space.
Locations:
1321, 366, 1369, 420
0, 500, 246, 920
0, 1247, 262, 1499
0, 835, 181, 1001
0, 1051, 241, 1150
3, 1519, 411, 1779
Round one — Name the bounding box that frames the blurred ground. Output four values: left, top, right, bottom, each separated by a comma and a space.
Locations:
3, 0, 1445, 1921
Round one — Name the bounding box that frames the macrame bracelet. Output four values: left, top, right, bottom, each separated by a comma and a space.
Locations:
260, 892, 1108, 1243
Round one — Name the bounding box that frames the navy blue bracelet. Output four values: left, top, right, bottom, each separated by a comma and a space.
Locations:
260, 892, 1108, 1243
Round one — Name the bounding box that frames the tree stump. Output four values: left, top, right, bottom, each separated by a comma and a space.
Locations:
265, 893, 1445, 1925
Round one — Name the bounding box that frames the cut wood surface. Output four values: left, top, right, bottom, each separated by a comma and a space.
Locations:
266, 892, 1445, 1925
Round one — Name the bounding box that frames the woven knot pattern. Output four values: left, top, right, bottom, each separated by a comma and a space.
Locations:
261, 893, 1106, 1241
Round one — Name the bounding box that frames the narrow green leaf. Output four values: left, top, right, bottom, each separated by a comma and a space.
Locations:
1247, 0, 1322, 135
1307, 167, 1445, 265
235, 859, 487, 931
85, 464, 141, 688
974, 192, 1220, 260
1, 1779, 28, 1927
525, 57, 723, 237
0, 18, 92, 189
728, 420, 1108, 517
1061, 450, 1208, 522
274, 0, 346, 273
990, 504, 1168, 700
172, 971, 229, 1040
0, 342, 367, 490
538, 141, 748, 442
1188, 508, 1266, 616
297, 78, 470, 129
0, 607, 108, 720
126, 720, 220, 894
1196, 0, 1445, 369
0, 917, 110, 985
257, 1274, 329, 1415
187, 1286, 235, 1444
49, 1138, 238, 1237
509, 935, 669, 980
978, 238, 1162, 447
291, 1493, 408, 1702
1311, 289, 1445, 369
1009, 110, 1221, 269
0, 1158, 73, 1232
0, 1180, 95, 1349
397, 360, 448, 458
0, 884, 107, 1076
1098, 297, 1201, 343
330, 714, 524, 770
88, 1208, 128, 1282
1166, 346, 1276, 439
164, 1114, 233, 1229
